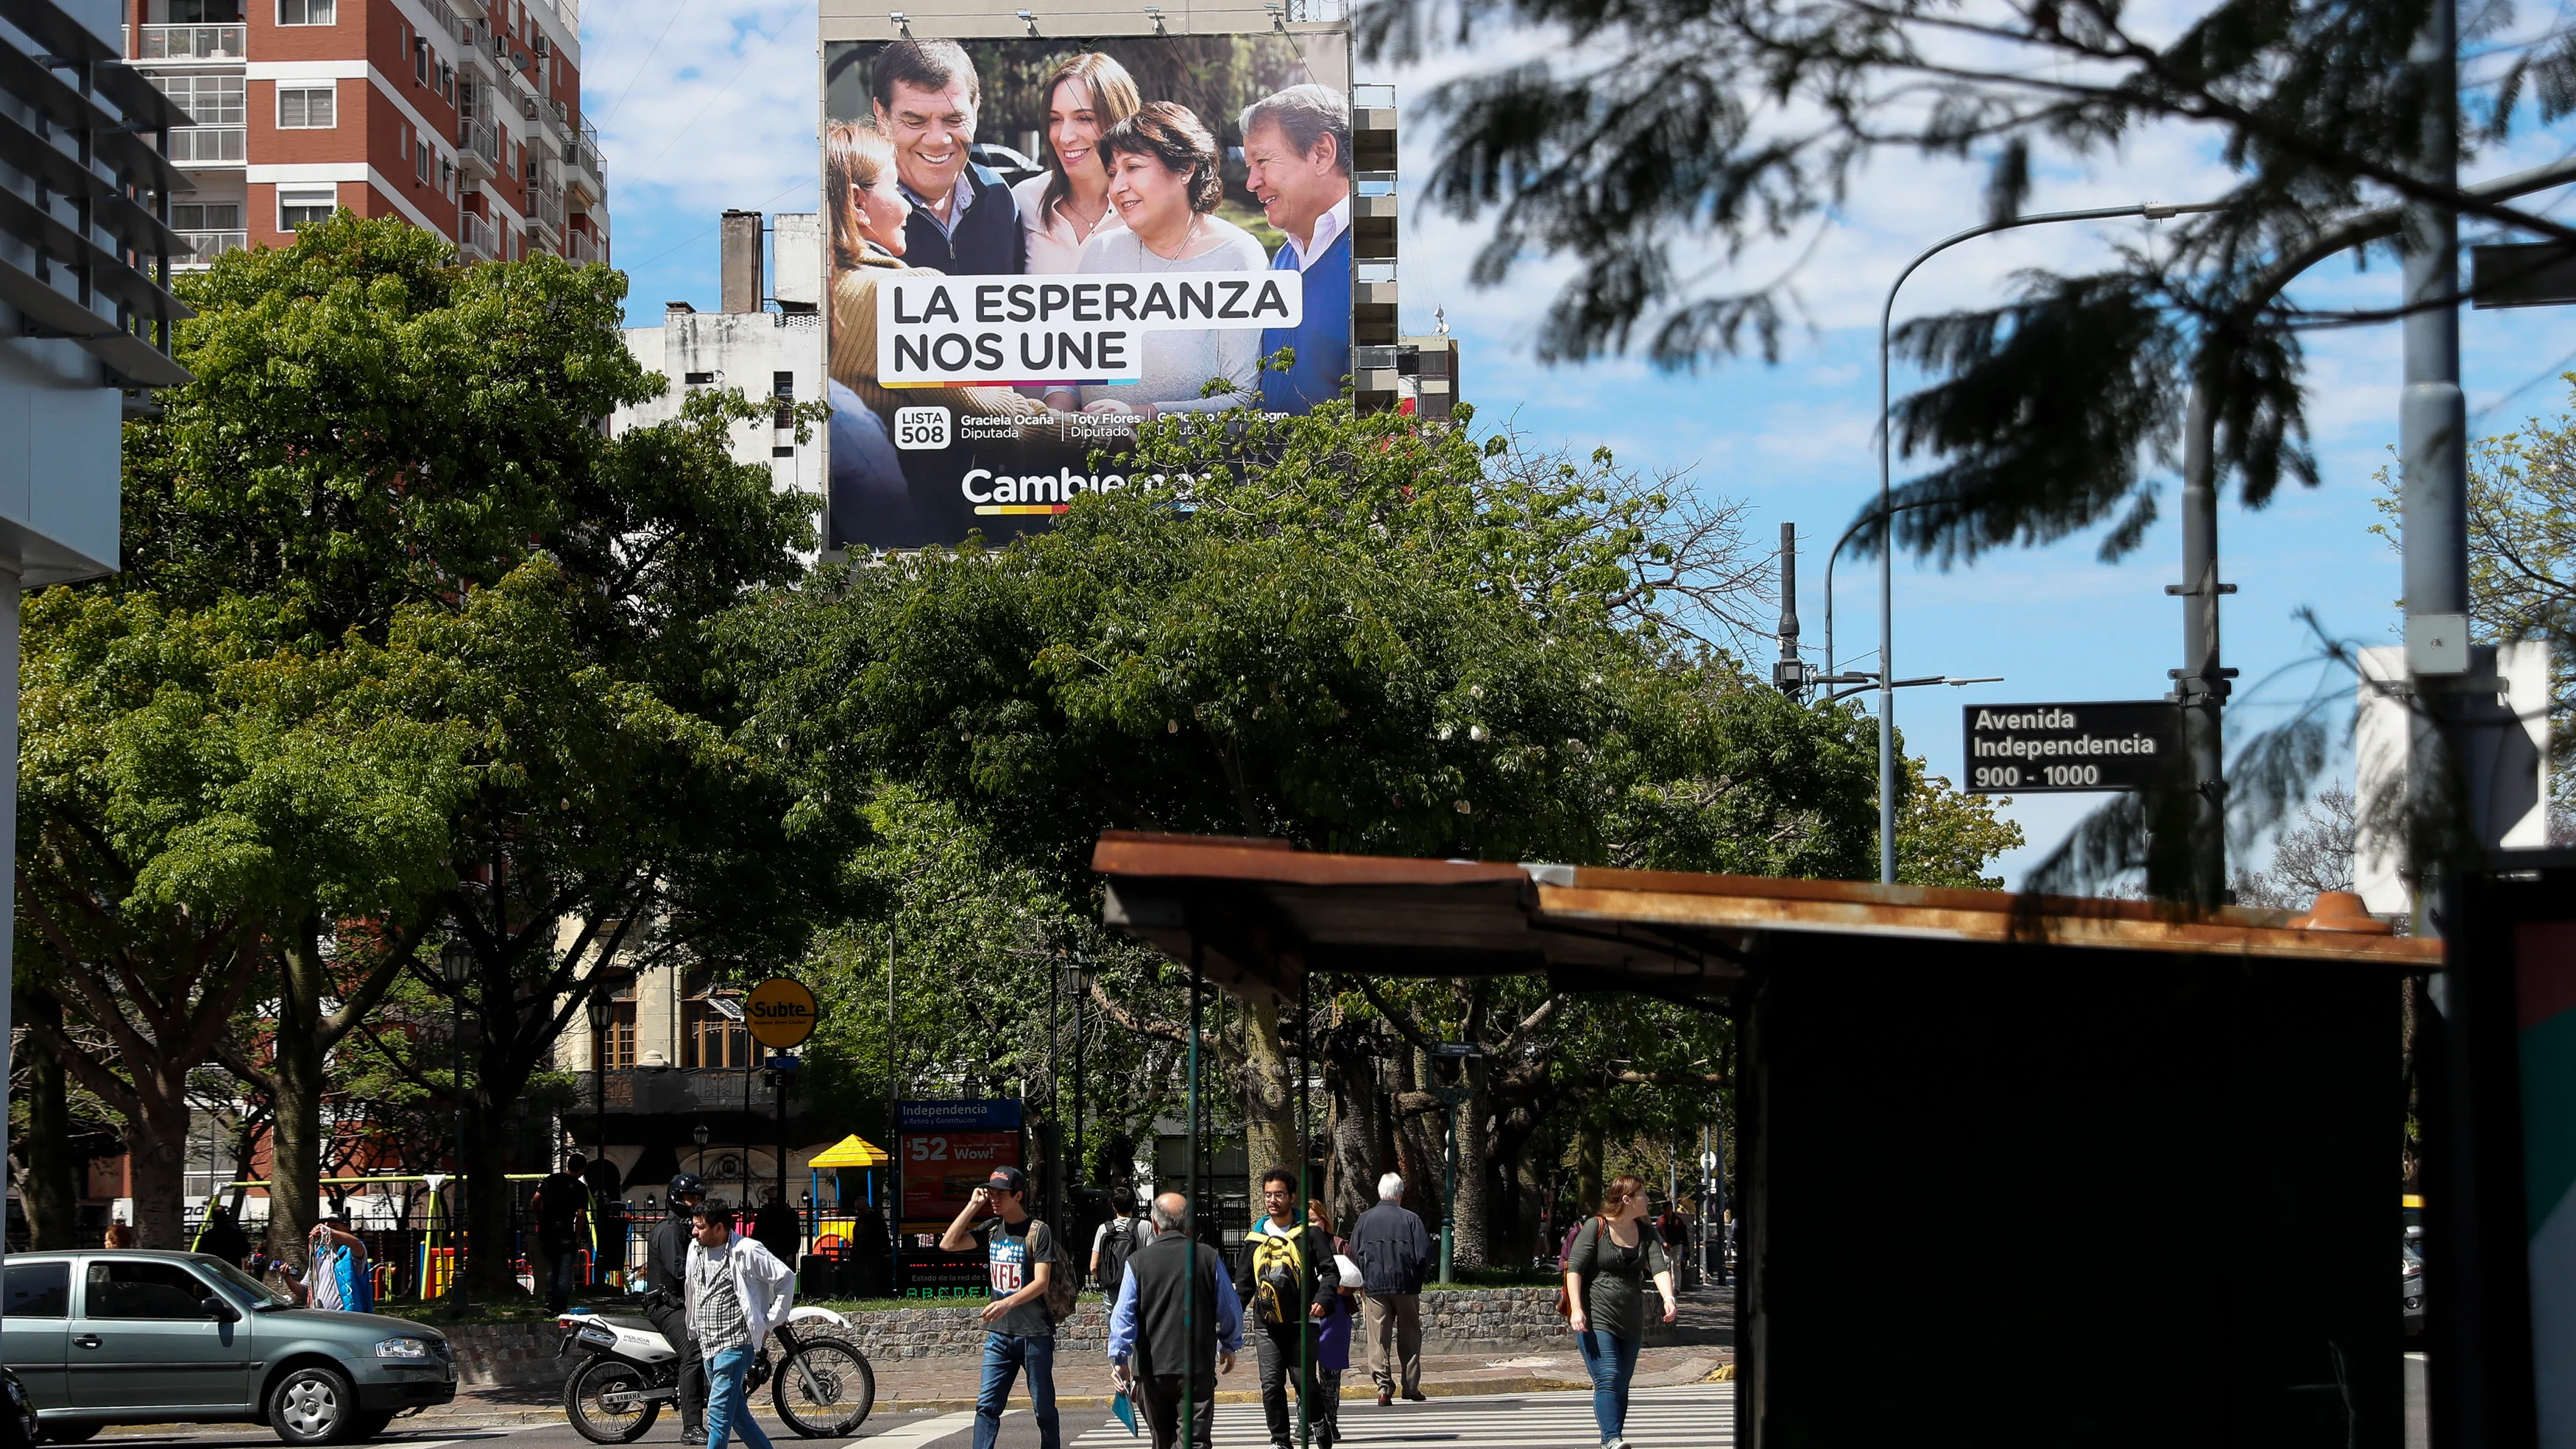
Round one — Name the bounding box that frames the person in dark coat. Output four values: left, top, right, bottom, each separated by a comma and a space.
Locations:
646, 1173, 710, 1442
1350, 1172, 1432, 1404
1108, 1194, 1242, 1449
194, 1206, 252, 1266
868, 39, 1025, 276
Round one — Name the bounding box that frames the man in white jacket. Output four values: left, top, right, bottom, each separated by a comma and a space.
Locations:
687, 1200, 797, 1449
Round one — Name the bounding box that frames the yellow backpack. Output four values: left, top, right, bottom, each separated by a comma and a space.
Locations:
1250, 1222, 1307, 1325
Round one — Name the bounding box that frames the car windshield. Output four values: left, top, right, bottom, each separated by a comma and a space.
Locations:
199, 1258, 294, 1310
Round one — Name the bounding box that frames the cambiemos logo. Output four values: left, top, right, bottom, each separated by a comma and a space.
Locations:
960, 465, 1199, 517
878, 272, 1303, 388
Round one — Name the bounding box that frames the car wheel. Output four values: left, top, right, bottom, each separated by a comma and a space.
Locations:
267, 1365, 357, 1446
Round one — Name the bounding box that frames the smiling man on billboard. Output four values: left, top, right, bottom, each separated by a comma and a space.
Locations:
872, 39, 1027, 274
1242, 85, 1353, 415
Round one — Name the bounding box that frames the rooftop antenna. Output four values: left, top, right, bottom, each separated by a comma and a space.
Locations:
1434, 305, 1448, 336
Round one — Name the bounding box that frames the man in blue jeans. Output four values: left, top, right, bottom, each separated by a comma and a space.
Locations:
941, 1166, 1060, 1449
686, 1200, 796, 1449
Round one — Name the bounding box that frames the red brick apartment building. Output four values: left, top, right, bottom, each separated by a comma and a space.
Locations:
125, 0, 608, 268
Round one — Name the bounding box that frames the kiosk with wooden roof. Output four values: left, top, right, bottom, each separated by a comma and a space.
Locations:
1091, 830, 2441, 1448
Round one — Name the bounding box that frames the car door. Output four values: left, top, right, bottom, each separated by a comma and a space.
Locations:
1, 1259, 72, 1409
69, 1258, 252, 1414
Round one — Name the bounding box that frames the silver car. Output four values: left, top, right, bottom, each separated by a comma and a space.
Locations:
1, 1250, 456, 1445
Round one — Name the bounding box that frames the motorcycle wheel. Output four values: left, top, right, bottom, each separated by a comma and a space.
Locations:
771, 1341, 874, 1438
563, 1358, 662, 1445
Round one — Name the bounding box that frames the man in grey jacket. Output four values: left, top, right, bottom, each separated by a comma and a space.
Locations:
1349, 1173, 1432, 1405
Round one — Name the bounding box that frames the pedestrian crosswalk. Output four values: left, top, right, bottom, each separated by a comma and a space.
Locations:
1072, 1385, 1730, 1449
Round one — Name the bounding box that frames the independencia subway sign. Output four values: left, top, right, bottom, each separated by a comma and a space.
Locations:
1962, 701, 2183, 793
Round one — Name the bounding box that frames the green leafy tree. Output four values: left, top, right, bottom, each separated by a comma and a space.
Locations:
35, 215, 835, 1278
732, 400, 2014, 1234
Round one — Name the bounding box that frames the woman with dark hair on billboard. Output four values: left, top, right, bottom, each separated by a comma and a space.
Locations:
824, 121, 1060, 546
1013, 52, 1141, 275
1059, 102, 1269, 419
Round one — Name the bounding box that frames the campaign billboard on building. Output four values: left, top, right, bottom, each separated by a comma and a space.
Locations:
821, 31, 1354, 550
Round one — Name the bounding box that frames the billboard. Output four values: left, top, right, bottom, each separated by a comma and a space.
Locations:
894, 1098, 1025, 1297
821, 32, 1354, 550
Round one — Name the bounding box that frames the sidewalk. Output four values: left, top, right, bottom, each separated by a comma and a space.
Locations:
412, 1288, 1736, 1424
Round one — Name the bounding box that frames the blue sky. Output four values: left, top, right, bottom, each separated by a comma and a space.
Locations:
581, 1, 2576, 887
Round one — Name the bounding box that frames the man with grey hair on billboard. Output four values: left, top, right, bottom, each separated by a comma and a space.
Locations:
871, 38, 1025, 274
1241, 83, 1352, 415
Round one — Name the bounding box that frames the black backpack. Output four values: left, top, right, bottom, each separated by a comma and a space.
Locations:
1097, 1216, 1149, 1297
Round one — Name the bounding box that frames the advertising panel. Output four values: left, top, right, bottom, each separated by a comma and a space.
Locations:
821, 32, 1354, 550
894, 1098, 1025, 1296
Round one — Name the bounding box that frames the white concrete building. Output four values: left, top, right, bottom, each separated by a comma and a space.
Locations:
615, 210, 827, 559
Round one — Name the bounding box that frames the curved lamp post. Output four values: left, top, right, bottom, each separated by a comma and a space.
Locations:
1867, 200, 2223, 884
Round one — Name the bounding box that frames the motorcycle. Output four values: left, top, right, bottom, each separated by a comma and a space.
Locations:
557, 1304, 874, 1444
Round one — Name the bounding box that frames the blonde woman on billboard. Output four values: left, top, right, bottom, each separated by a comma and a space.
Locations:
825, 121, 1060, 548
1061, 104, 1269, 419
1012, 53, 1141, 275
826, 121, 1056, 424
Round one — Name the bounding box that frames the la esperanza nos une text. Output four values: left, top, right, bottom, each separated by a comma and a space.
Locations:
877, 272, 1305, 387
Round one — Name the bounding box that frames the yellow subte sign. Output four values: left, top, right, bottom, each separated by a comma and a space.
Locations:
745, 977, 819, 1050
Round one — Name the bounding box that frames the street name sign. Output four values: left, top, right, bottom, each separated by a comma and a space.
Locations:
1963, 701, 2182, 793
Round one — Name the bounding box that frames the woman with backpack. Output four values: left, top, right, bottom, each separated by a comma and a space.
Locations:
1563, 1175, 1677, 1449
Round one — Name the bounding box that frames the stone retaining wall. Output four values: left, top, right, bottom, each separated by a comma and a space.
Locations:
442, 1289, 1585, 1384
446, 1321, 579, 1389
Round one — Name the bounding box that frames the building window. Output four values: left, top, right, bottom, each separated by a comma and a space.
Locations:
682, 975, 750, 1071
155, 73, 246, 126
277, 0, 333, 23
277, 185, 334, 229
415, 138, 431, 184
277, 85, 335, 129
415, 38, 430, 85
592, 974, 639, 1071
173, 202, 241, 231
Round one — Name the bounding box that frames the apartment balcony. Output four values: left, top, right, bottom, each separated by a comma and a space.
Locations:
565, 135, 605, 205
172, 230, 246, 270
529, 186, 564, 241
458, 210, 496, 262
167, 126, 247, 168
458, 116, 498, 177
566, 228, 599, 266
570, 1068, 791, 1118
132, 24, 245, 61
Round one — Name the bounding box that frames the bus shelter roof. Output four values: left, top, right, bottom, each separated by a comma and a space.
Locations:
1090, 831, 2441, 1006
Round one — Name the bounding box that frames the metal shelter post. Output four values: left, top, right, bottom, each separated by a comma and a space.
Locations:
1185, 936, 1203, 1449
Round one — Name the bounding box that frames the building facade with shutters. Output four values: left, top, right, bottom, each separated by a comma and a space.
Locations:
124, 0, 608, 269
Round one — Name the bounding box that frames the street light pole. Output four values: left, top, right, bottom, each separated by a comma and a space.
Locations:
1874, 201, 2223, 883
440, 941, 473, 1314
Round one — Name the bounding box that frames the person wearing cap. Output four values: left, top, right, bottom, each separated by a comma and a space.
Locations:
940, 1165, 1062, 1449
306, 1213, 372, 1312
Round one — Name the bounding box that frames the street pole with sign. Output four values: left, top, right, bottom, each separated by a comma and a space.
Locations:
1429, 1043, 1481, 1284
746, 978, 820, 1255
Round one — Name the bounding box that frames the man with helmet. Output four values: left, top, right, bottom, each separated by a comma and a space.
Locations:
648, 1173, 710, 1441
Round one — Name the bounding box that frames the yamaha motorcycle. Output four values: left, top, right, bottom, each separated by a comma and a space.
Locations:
557, 1304, 874, 1443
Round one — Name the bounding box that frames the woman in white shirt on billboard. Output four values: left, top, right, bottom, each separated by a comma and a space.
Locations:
1012, 53, 1140, 275
1061, 103, 1270, 419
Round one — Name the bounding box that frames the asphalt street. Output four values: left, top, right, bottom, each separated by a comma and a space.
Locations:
88, 1384, 1736, 1449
